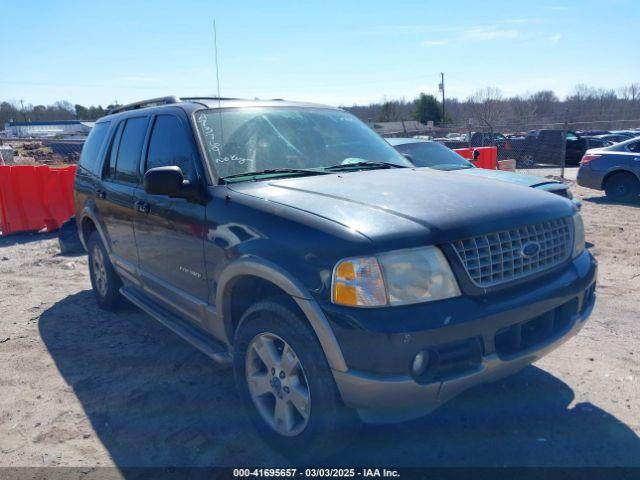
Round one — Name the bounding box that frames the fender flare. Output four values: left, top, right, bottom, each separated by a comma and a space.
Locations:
79, 206, 110, 253
216, 257, 348, 372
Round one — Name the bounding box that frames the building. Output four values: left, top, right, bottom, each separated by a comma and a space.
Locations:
3, 120, 95, 138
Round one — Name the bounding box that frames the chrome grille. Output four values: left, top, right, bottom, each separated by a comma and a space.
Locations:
452, 218, 573, 288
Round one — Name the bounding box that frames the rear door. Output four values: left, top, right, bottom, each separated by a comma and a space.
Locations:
98, 116, 150, 273
133, 110, 208, 323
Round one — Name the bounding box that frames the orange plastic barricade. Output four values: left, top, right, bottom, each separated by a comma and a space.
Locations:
453, 146, 498, 170
0, 165, 77, 235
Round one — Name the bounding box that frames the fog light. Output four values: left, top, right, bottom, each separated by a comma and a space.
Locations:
411, 351, 429, 377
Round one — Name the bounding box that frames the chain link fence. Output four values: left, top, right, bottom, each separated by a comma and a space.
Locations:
387, 118, 640, 179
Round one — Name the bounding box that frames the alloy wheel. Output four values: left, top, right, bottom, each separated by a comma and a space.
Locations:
245, 332, 311, 436
92, 245, 108, 297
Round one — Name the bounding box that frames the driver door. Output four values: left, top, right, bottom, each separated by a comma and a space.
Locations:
133, 110, 208, 325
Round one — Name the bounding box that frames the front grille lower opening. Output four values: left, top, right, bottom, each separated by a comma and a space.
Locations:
495, 298, 579, 358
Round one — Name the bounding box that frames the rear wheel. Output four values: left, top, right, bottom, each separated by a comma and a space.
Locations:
604, 172, 640, 201
518, 153, 535, 168
87, 231, 123, 310
234, 300, 356, 461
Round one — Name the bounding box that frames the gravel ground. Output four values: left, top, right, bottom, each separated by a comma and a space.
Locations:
0, 180, 638, 469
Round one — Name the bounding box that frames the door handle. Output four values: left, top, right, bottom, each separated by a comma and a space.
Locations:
96, 189, 106, 199
135, 200, 150, 213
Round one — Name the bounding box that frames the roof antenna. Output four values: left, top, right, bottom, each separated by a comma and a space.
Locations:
213, 19, 224, 143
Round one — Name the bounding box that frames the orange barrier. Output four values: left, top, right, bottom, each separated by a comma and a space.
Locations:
453, 146, 498, 170
0, 165, 76, 235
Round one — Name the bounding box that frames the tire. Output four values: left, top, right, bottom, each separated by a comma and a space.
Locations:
87, 231, 123, 310
604, 172, 640, 202
233, 300, 357, 462
58, 218, 84, 255
518, 153, 535, 168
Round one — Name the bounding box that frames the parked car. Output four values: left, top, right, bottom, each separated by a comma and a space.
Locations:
387, 138, 578, 204
577, 136, 640, 201
591, 133, 635, 144
515, 130, 611, 167
441, 131, 512, 160
610, 130, 640, 139
74, 96, 596, 458
577, 130, 611, 136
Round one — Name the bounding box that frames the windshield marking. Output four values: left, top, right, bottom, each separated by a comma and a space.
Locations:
198, 112, 250, 165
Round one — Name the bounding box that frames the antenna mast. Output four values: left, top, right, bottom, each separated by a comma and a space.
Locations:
213, 19, 222, 107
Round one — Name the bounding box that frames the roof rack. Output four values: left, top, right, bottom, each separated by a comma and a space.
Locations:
180, 96, 240, 102
107, 96, 281, 115
108, 96, 180, 115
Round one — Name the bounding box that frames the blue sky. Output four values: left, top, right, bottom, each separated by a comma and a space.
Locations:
2, 0, 639, 107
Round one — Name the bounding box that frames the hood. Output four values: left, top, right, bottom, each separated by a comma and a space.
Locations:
454, 167, 559, 188
227, 168, 575, 245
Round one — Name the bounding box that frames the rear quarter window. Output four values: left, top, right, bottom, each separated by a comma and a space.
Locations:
78, 121, 111, 175
628, 141, 640, 153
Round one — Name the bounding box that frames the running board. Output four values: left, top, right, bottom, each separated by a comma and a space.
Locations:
120, 286, 232, 365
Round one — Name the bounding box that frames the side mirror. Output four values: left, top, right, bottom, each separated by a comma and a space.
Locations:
472, 149, 480, 161
144, 166, 193, 197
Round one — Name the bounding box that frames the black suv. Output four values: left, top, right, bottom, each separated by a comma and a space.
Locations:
74, 96, 597, 456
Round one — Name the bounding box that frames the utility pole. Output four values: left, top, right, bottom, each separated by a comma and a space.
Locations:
439, 73, 445, 125
19, 99, 27, 122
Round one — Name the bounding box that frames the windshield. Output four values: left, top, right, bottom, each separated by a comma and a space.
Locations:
394, 142, 475, 170
195, 107, 411, 181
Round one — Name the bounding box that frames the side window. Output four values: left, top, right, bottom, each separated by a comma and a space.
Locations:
146, 115, 195, 179
114, 117, 149, 184
105, 122, 124, 179
79, 121, 110, 175
627, 141, 640, 153
566, 132, 579, 141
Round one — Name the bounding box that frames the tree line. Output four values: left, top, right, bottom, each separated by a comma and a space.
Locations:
0, 101, 119, 126
2, 82, 639, 131
343, 83, 640, 131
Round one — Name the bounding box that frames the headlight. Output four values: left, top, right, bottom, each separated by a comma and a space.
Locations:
572, 212, 585, 258
332, 246, 460, 307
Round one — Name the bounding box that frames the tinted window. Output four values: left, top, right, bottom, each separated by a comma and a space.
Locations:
628, 141, 640, 153
79, 121, 110, 175
566, 132, 579, 141
105, 122, 124, 179
395, 142, 474, 170
115, 117, 148, 184
146, 115, 194, 179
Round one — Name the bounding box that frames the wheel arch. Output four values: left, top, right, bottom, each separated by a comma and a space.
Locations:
216, 258, 348, 372
602, 168, 640, 189
78, 208, 111, 253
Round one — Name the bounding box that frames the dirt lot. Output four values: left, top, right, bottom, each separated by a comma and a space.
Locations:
0, 175, 639, 469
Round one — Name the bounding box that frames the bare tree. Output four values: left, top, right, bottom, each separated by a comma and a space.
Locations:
467, 87, 505, 132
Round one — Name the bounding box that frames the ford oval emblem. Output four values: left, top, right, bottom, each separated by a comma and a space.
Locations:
521, 241, 540, 258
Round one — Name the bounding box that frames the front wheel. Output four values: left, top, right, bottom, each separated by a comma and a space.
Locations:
234, 300, 356, 461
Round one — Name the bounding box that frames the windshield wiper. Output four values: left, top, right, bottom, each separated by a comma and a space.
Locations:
221, 168, 329, 182
323, 161, 408, 171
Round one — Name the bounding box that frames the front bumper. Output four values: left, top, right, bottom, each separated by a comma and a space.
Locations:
327, 252, 597, 423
